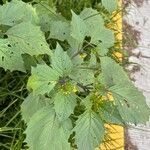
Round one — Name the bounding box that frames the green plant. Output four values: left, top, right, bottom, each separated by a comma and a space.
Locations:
0, 0, 150, 150
0, 69, 28, 150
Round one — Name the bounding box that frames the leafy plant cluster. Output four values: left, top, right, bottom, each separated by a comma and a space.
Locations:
0, 0, 150, 150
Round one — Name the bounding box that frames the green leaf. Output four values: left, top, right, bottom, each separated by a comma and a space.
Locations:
68, 48, 83, 66
33, 0, 55, 7
74, 110, 105, 150
54, 91, 77, 121
69, 9, 105, 50
34, 1, 65, 32
6, 22, 51, 56
92, 28, 115, 48
98, 101, 124, 125
110, 84, 150, 124
0, 22, 52, 71
27, 64, 59, 95
100, 57, 129, 87
89, 53, 97, 67
68, 37, 82, 51
80, 8, 104, 35
102, 0, 118, 13
97, 46, 109, 56
49, 20, 70, 41
70, 68, 94, 85
21, 93, 51, 123
51, 44, 73, 76
0, 39, 25, 72
80, 8, 114, 49
25, 106, 72, 150
81, 95, 93, 110
0, 0, 38, 26
22, 54, 37, 71
101, 57, 150, 124
70, 11, 87, 46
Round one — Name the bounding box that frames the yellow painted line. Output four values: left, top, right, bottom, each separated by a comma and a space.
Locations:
98, 124, 124, 150
97, 1, 124, 150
